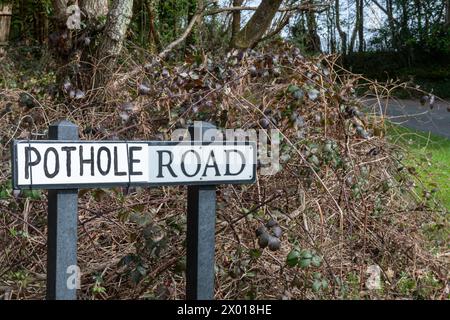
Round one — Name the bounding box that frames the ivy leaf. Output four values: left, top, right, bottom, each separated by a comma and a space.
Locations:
286, 249, 301, 267
312, 279, 322, 292
299, 258, 311, 268
287, 84, 300, 93
300, 250, 313, 259
311, 255, 323, 267
307, 88, 320, 101
292, 89, 305, 101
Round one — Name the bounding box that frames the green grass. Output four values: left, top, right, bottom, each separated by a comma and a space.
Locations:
386, 124, 450, 211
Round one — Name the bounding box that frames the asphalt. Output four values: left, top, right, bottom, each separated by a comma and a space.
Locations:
361, 98, 450, 139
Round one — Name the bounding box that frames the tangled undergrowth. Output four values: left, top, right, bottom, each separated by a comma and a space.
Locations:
0, 42, 448, 299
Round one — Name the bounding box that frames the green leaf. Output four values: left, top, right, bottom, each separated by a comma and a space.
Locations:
0, 189, 8, 199
301, 250, 313, 259
286, 249, 301, 267
22, 189, 41, 200
287, 84, 300, 93
130, 269, 144, 284
129, 212, 151, 226
311, 255, 322, 267
299, 258, 311, 268
312, 279, 322, 292
136, 265, 147, 276
313, 272, 322, 280
308, 88, 320, 101
249, 249, 262, 259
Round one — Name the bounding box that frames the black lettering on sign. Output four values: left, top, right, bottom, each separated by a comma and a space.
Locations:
44, 147, 60, 178
114, 147, 127, 176
79, 146, 95, 176
181, 150, 201, 177
24, 147, 41, 179
202, 150, 220, 177
225, 149, 246, 176
97, 147, 111, 176
61, 146, 76, 177
157, 150, 177, 178
129, 146, 143, 176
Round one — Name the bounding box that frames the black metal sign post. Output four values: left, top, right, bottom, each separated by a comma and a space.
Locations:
11, 120, 256, 300
46, 120, 78, 300
186, 122, 217, 300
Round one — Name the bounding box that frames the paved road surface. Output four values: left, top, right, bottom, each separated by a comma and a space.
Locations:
361, 98, 450, 139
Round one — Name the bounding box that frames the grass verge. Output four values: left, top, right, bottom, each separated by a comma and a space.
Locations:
387, 123, 450, 211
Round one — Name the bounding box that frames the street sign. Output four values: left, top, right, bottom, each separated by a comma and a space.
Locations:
12, 141, 256, 189
11, 120, 257, 300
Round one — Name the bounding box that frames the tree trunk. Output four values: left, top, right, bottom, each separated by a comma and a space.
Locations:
329, 7, 336, 53
233, 0, 283, 49
415, 0, 422, 41
0, 3, 12, 46
357, 0, 364, 52
230, 0, 243, 48
93, 0, 133, 87
146, 0, 161, 52
49, 0, 74, 88
185, 0, 198, 48
386, 0, 397, 50
80, 0, 109, 22
306, 10, 321, 53
96, 0, 133, 71
335, 0, 347, 54
52, 0, 68, 27
446, 0, 450, 26
349, 0, 360, 54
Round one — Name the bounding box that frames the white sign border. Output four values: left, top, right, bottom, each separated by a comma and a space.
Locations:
12, 140, 257, 189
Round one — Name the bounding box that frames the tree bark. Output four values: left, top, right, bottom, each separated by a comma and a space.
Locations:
385, 0, 397, 50
52, 0, 68, 26
349, 0, 360, 54
146, 0, 161, 52
80, 0, 109, 22
357, 0, 364, 52
230, 0, 243, 48
0, 3, 12, 45
446, 0, 450, 26
186, 0, 199, 47
233, 0, 284, 49
96, 0, 133, 68
306, 10, 321, 53
335, 0, 347, 54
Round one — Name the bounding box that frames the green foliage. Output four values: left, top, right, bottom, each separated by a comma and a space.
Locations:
0, 181, 12, 199
21, 189, 42, 200
92, 274, 107, 296
387, 124, 450, 210
286, 247, 322, 269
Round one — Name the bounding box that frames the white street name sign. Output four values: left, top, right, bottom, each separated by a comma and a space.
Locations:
12, 141, 256, 189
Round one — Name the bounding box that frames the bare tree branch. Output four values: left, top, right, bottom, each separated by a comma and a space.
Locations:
205, 1, 333, 15
158, 0, 205, 59
370, 0, 399, 26
260, 12, 292, 43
